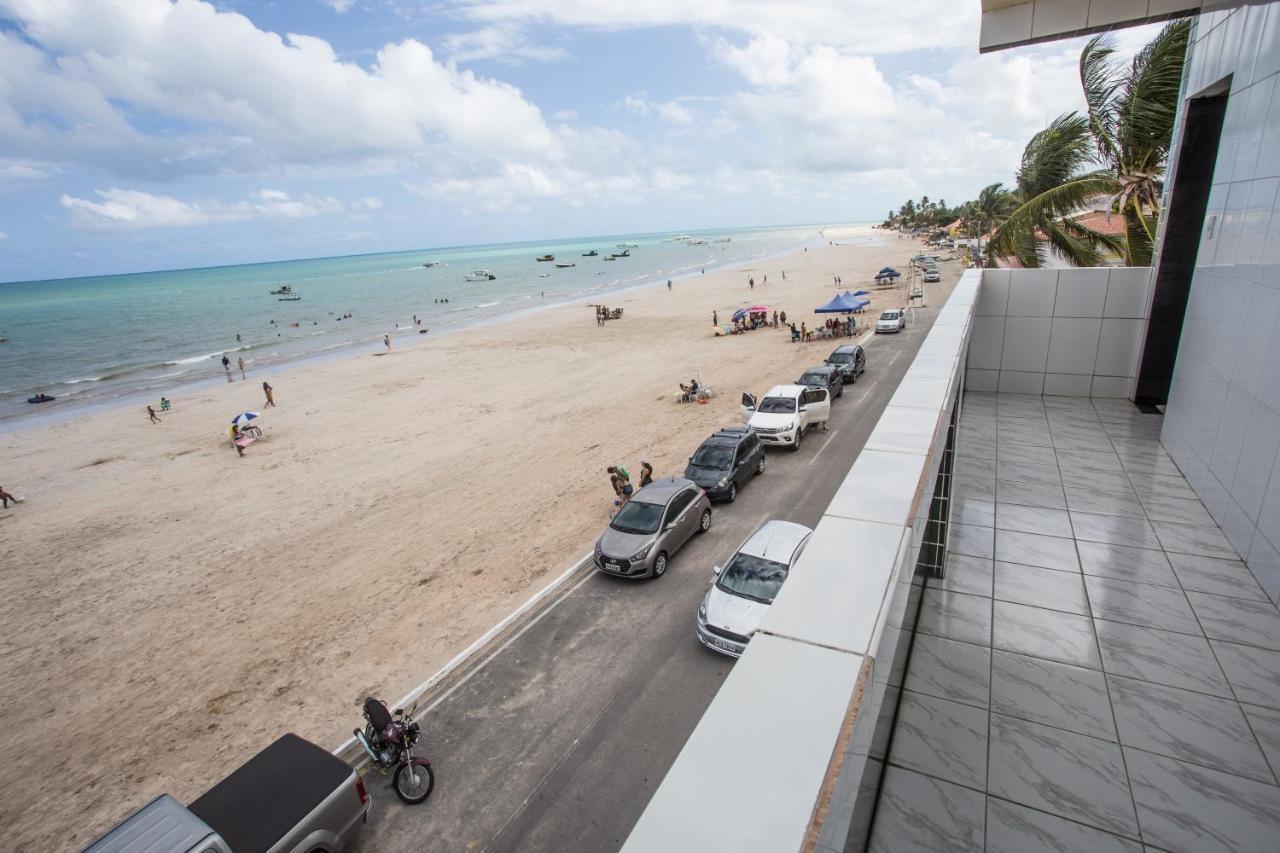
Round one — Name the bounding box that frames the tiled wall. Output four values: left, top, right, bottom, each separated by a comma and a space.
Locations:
1161, 1, 1280, 603
966, 267, 1154, 397
980, 0, 1204, 52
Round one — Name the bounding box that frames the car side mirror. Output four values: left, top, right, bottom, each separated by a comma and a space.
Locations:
713, 565, 723, 575
799, 406, 808, 413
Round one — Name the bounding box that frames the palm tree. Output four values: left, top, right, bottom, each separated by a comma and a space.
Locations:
990, 19, 1190, 266
967, 182, 1017, 259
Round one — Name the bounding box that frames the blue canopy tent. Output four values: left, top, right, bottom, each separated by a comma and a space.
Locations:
874, 267, 901, 281
814, 293, 860, 313
852, 289, 870, 297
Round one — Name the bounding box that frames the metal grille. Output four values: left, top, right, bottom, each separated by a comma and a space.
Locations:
916, 387, 960, 578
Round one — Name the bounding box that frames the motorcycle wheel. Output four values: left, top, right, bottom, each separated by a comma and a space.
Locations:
393, 758, 435, 804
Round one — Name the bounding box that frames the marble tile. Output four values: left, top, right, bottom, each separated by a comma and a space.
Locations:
985, 798, 1142, 853
999, 395, 1047, 418
955, 477, 996, 502
1118, 452, 1183, 479
988, 714, 1139, 836
918, 588, 992, 647
1069, 512, 1162, 549
1240, 703, 1280, 773
1168, 553, 1269, 601
994, 562, 1089, 615
1212, 641, 1280, 709
904, 633, 991, 708
1085, 575, 1201, 634
938, 553, 994, 597
1060, 468, 1135, 493
1075, 541, 1179, 588
998, 442, 1059, 468
888, 690, 988, 789
1063, 486, 1146, 519
991, 650, 1115, 740
1056, 449, 1125, 473
867, 766, 985, 853
1188, 592, 1280, 650
1139, 492, 1216, 526
997, 478, 1068, 510
956, 456, 996, 480
1095, 620, 1232, 698
996, 502, 1073, 538
951, 522, 996, 560
995, 530, 1081, 572
957, 433, 997, 461
1152, 521, 1242, 560
998, 461, 1063, 487
1126, 748, 1280, 853
1107, 675, 1273, 783
993, 601, 1100, 669
1000, 421, 1053, 447
952, 496, 995, 528
1128, 473, 1200, 503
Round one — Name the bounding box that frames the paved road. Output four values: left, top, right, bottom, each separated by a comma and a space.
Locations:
354, 292, 952, 853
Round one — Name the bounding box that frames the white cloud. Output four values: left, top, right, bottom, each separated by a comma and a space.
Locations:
623, 92, 694, 124
441, 23, 567, 63
0, 230, 8, 240
412, 161, 695, 213
60, 188, 346, 230
353, 196, 383, 210
322, 0, 356, 12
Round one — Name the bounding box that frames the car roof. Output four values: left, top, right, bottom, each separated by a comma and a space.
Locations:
634, 477, 695, 503
762, 384, 807, 398
739, 520, 813, 562
831, 344, 860, 353
800, 364, 837, 375
700, 431, 745, 448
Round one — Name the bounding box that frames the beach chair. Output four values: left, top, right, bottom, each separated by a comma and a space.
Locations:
233, 434, 256, 451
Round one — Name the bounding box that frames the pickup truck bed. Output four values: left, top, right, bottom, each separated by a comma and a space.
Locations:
188, 733, 352, 853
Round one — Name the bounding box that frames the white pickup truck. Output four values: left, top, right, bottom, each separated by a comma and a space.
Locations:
740, 384, 830, 452
84, 733, 369, 853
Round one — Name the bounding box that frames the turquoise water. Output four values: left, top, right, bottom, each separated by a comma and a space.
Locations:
0, 225, 821, 421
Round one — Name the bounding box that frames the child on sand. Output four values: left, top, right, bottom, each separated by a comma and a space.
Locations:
262, 381, 275, 407
0, 484, 19, 508
147, 406, 160, 424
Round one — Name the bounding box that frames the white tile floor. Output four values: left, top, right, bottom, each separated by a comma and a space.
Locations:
868, 392, 1280, 853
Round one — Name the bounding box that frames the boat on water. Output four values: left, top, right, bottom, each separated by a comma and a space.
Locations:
603, 255, 616, 261
555, 262, 576, 268
606, 249, 630, 259
423, 261, 441, 268
714, 237, 732, 243
616, 243, 639, 249
536, 254, 555, 262
28, 393, 55, 404
688, 239, 708, 245
270, 285, 293, 295
582, 249, 598, 257
278, 293, 302, 302
465, 270, 497, 281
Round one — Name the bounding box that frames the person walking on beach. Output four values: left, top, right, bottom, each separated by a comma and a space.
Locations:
640, 462, 654, 488
780, 310, 787, 326
782, 270, 786, 280
221, 354, 232, 381
763, 274, 767, 285
262, 381, 276, 407
384, 334, 391, 352
713, 310, 718, 326
772, 310, 778, 328
237, 356, 247, 380
667, 279, 672, 291
147, 405, 160, 424
748, 277, 754, 289
0, 484, 19, 508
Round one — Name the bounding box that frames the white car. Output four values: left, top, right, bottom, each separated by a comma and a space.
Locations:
876, 309, 906, 333
696, 520, 814, 657
923, 269, 941, 283
740, 384, 830, 452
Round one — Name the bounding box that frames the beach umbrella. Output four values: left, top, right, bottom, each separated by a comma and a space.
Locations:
230, 411, 260, 427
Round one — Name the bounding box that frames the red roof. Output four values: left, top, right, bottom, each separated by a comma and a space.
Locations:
1070, 210, 1127, 237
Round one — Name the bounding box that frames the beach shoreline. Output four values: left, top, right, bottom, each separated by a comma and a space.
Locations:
0, 225, 933, 850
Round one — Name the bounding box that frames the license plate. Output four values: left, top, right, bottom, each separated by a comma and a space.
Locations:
715, 639, 736, 651
605, 561, 624, 571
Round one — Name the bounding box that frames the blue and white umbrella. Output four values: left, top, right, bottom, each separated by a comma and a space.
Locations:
230, 411, 260, 428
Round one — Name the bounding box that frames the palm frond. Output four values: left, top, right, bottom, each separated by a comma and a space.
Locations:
1080, 35, 1121, 164
1016, 114, 1097, 198
991, 172, 1117, 263
1115, 20, 1190, 178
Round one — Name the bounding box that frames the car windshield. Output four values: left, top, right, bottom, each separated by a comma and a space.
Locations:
717, 553, 790, 604
799, 372, 826, 386
609, 500, 664, 535
690, 445, 734, 469
827, 352, 852, 364
880, 311, 899, 320
757, 396, 796, 414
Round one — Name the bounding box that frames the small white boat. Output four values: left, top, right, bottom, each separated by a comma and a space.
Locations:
465, 270, 497, 281
423, 261, 441, 268
555, 262, 576, 268
616, 242, 639, 249
278, 293, 302, 302
536, 254, 555, 262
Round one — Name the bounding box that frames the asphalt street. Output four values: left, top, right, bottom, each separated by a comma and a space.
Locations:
353, 282, 954, 853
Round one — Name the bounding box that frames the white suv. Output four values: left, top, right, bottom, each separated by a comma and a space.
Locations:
740, 384, 830, 452
876, 308, 906, 333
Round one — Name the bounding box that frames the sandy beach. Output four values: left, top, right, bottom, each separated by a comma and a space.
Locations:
0, 226, 938, 850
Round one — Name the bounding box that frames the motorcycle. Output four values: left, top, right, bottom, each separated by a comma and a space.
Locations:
353, 697, 436, 804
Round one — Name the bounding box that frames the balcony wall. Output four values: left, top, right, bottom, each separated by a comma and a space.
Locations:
967, 267, 1153, 398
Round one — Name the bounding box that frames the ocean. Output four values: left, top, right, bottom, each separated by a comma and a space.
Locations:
0, 224, 827, 423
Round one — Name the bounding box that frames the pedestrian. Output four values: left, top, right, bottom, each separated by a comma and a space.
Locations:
801, 321, 808, 341
232, 427, 245, 458
237, 355, 246, 380
147, 405, 160, 424
262, 381, 276, 407
607, 465, 632, 506
221, 354, 232, 381
780, 310, 787, 326
763, 274, 767, 285
713, 310, 718, 326
640, 462, 654, 487
772, 310, 778, 328
749, 277, 754, 289
667, 279, 672, 291
0, 484, 19, 508
384, 334, 391, 352
782, 270, 787, 280
236, 333, 241, 343
701, 267, 705, 275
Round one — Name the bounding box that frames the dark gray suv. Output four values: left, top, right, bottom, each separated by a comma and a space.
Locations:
825, 344, 866, 384
683, 427, 766, 502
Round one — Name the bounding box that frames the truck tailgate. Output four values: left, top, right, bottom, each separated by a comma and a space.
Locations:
189, 733, 353, 853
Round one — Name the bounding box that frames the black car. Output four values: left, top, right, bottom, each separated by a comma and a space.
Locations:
797, 364, 844, 399
825, 344, 866, 384
683, 428, 766, 502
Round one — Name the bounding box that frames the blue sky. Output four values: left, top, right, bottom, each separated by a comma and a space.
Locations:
0, 0, 1161, 281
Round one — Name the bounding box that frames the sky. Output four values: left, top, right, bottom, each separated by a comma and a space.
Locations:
0, 0, 1163, 281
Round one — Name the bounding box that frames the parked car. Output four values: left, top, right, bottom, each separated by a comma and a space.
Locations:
923, 269, 941, 283
683, 427, 765, 502
876, 309, 906, 333
825, 344, 866, 384
797, 364, 844, 399
740, 384, 830, 452
696, 520, 814, 657
86, 734, 369, 853
594, 477, 712, 578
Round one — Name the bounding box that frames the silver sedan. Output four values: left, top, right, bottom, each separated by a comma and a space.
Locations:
595, 478, 712, 578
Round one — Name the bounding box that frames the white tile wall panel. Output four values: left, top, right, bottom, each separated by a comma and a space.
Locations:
1232, 399, 1280, 521
1046, 317, 1103, 374
1095, 318, 1146, 376
976, 269, 1011, 316
1104, 267, 1154, 318
827, 452, 928, 528
1043, 373, 1094, 396
966, 369, 1000, 392
1234, 78, 1269, 180
1247, 531, 1280, 603
1233, 282, 1280, 398
1053, 267, 1109, 316
980, 3, 1035, 50
1224, 493, 1259, 558
999, 370, 1046, 394
1000, 316, 1052, 371
1006, 269, 1058, 316
1089, 0, 1149, 28
1239, 173, 1279, 279
1211, 382, 1254, 487
1090, 376, 1134, 398
1032, 0, 1090, 38
1256, 4, 1280, 83
968, 316, 1006, 370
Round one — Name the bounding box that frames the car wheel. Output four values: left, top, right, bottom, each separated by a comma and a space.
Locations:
698, 508, 712, 533
792, 429, 803, 452
653, 552, 669, 578
756, 455, 766, 476
728, 482, 738, 503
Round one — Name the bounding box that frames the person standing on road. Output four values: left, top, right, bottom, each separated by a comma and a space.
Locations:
262, 381, 276, 407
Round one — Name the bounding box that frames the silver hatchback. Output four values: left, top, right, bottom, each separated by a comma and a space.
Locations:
595, 478, 712, 578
